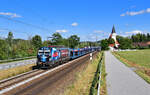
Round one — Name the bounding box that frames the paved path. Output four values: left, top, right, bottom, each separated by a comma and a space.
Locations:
105, 51, 150, 95
0, 59, 36, 70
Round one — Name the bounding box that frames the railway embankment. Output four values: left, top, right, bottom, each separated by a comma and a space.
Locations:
0, 63, 34, 81
64, 52, 107, 95
1, 52, 97, 95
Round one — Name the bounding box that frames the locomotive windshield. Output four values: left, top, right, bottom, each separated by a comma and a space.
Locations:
38, 47, 51, 56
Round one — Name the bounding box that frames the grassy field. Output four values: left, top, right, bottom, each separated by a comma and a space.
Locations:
116, 49, 150, 68
0, 64, 34, 80
113, 49, 150, 83
64, 52, 105, 95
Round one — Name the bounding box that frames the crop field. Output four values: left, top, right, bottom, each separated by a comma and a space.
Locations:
115, 49, 150, 68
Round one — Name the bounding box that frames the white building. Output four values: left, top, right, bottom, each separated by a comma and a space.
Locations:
109, 25, 119, 50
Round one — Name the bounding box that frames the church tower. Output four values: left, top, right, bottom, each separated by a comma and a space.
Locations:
109, 25, 119, 49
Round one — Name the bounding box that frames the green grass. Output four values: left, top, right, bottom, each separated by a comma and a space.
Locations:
135, 70, 150, 83
115, 49, 150, 68
112, 52, 132, 67
113, 49, 150, 84
100, 53, 107, 95
0, 64, 34, 80
64, 52, 102, 95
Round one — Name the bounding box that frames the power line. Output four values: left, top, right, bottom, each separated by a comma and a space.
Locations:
0, 15, 51, 32
13, 1, 56, 26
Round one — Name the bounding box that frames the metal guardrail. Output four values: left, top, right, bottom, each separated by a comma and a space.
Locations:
97, 58, 102, 95
0, 56, 36, 63
90, 52, 103, 95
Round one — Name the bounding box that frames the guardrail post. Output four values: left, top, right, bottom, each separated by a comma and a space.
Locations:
97, 60, 102, 95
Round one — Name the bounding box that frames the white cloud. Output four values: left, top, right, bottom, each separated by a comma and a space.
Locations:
120, 14, 125, 16
120, 8, 150, 16
0, 12, 22, 18
93, 30, 103, 33
56, 29, 68, 33
126, 30, 142, 34
71, 22, 78, 27
146, 8, 150, 13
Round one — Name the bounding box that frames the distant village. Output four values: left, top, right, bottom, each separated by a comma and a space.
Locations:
101, 25, 150, 50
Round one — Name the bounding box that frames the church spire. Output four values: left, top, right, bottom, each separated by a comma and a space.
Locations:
112, 25, 116, 33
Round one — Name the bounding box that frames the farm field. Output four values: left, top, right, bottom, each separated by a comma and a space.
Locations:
113, 49, 150, 83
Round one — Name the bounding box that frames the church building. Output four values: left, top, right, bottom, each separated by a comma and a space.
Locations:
109, 25, 120, 50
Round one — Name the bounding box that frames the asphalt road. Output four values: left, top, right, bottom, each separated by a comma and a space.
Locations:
105, 51, 150, 95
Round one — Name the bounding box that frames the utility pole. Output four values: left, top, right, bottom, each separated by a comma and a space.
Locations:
96, 36, 98, 46
47, 36, 53, 46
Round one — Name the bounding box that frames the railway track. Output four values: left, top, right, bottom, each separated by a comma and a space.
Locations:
0, 52, 97, 95
0, 69, 45, 90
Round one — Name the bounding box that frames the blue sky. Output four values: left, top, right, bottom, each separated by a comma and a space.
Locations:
0, 0, 150, 41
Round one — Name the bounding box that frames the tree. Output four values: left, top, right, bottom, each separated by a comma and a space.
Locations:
101, 39, 109, 50
51, 33, 63, 45
42, 40, 51, 47
0, 39, 8, 59
62, 38, 69, 47
117, 36, 132, 49
108, 38, 115, 44
31, 35, 42, 49
7, 32, 14, 46
68, 35, 80, 48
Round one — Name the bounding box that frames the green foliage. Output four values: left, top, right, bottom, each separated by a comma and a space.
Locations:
101, 33, 150, 50
101, 39, 109, 50
108, 38, 115, 44
48, 33, 99, 48
131, 33, 150, 42
117, 36, 132, 49
31, 35, 42, 49
0, 32, 37, 60
42, 40, 51, 47
68, 35, 80, 48
51, 33, 63, 45
7, 31, 14, 47
0, 39, 8, 59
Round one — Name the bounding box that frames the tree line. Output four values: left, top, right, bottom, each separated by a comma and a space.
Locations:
100, 33, 150, 50
0, 32, 98, 60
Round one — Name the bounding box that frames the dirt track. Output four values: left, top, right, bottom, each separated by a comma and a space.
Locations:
4, 52, 97, 95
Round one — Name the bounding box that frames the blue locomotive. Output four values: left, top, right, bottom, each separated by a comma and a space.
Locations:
36, 46, 100, 68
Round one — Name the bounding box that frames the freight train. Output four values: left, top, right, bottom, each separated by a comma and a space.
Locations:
36, 46, 100, 68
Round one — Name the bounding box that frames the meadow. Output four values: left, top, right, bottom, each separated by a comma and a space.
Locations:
114, 49, 150, 83
116, 49, 150, 68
